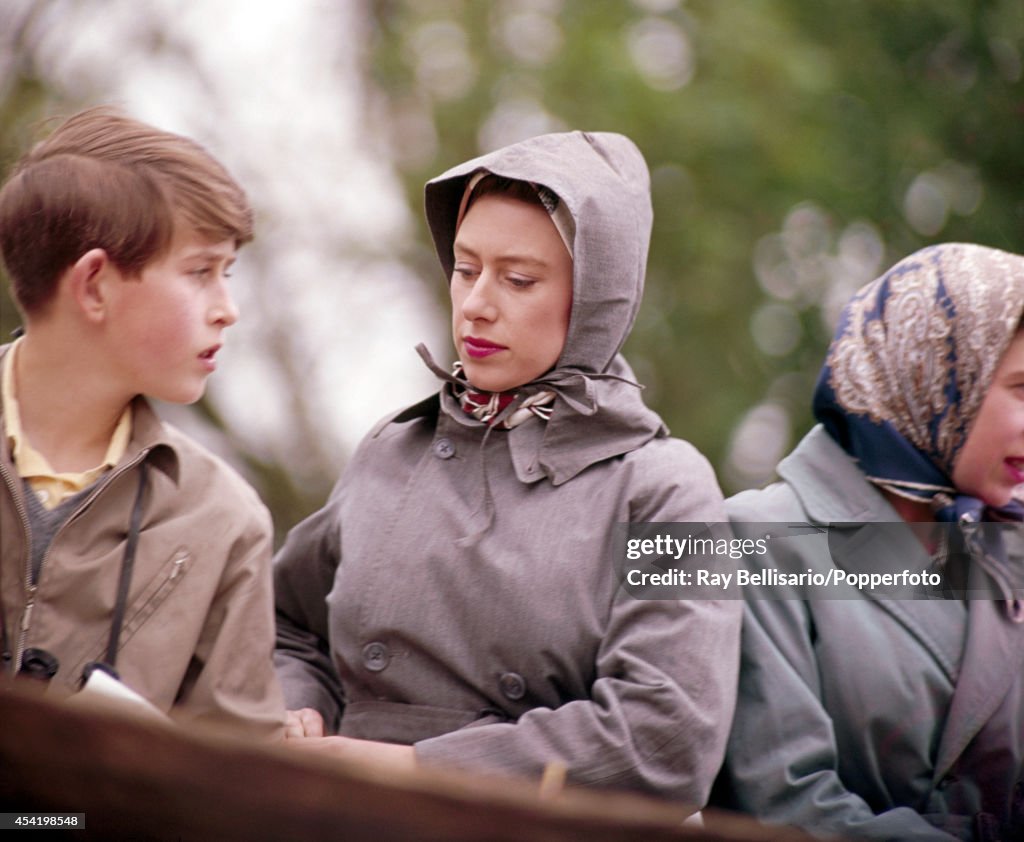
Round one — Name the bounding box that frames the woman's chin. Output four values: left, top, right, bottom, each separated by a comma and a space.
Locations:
462, 364, 514, 393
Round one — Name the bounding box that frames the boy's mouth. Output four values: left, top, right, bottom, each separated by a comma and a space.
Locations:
198, 344, 222, 369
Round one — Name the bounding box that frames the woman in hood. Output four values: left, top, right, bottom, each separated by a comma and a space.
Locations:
274, 131, 740, 807
715, 243, 1024, 840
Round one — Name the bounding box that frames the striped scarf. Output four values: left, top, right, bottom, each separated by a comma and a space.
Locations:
451, 363, 555, 429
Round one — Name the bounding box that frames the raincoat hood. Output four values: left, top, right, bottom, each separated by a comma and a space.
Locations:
425, 131, 653, 375
415, 131, 667, 488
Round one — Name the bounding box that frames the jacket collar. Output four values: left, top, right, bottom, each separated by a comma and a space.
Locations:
414, 353, 666, 487
528, 366, 666, 486
391, 383, 665, 488
777, 425, 898, 523
126, 397, 179, 485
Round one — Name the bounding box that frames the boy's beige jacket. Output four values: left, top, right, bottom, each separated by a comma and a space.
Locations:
0, 343, 285, 738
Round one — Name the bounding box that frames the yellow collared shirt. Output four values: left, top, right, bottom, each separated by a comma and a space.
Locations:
2, 338, 132, 510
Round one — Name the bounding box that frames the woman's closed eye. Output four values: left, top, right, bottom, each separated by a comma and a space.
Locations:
453, 264, 479, 281
507, 275, 537, 289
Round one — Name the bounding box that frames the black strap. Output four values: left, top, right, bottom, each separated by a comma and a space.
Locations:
1, 614, 11, 675
102, 463, 149, 669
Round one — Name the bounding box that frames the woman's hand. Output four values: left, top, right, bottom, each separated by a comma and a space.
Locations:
285, 735, 417, 770
284, 707, 325, 739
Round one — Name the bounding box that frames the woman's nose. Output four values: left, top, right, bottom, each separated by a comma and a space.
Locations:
461, 274, 498, 322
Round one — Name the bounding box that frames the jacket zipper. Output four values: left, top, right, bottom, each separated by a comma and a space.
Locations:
5, 451, 150, 672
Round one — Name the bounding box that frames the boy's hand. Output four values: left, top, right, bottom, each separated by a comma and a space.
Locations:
284, 707, 325, 739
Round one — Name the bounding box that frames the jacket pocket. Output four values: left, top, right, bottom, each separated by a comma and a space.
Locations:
69, 547, 191, 677
118, 547, 191, 642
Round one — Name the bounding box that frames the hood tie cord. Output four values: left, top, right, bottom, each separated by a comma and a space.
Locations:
415, 343, 644, 544
415, 343, 642, 412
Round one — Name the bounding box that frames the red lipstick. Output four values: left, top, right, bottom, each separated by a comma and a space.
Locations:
463, 336, 507, 359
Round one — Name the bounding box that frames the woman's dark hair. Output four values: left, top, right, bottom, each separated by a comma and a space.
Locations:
463, 175, 544, 216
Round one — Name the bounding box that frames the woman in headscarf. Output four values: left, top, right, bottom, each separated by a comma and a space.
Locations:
273, 131, 741, 807
716, 243, 1024, 840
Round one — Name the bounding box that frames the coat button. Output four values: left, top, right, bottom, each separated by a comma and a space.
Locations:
433, 438, 455, 459
499, 672, 526, 701
361, 642, 390, 672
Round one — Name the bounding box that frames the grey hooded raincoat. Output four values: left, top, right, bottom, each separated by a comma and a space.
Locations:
274, 132, 741, 804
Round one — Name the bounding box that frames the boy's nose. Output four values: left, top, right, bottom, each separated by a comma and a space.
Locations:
211, 284, 239, 326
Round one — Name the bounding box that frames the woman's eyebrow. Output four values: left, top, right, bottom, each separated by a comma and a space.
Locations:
453, 242, 550, 269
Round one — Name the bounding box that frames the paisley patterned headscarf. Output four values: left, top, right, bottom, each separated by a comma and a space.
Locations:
813, 243, 1024, 613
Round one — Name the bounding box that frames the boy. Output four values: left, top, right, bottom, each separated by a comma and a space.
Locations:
0, 107, 284, 738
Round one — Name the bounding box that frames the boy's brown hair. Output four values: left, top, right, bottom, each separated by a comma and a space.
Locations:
0, 106, 253, 316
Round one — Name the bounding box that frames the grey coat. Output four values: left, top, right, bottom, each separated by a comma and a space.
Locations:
274, 132, 741, 804
717, 426, 1024, 840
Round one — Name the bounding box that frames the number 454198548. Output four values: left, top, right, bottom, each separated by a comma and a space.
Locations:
1, 813, 83, 829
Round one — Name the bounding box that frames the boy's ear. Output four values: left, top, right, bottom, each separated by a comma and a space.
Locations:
68, 248, 120, 322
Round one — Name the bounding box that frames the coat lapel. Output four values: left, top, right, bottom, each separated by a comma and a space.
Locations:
782, 427, 966, 679
931, 566, 1024, 782
827, 522, 966, 681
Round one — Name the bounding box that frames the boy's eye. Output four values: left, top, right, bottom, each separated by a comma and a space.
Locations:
191, 265, 232, 280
